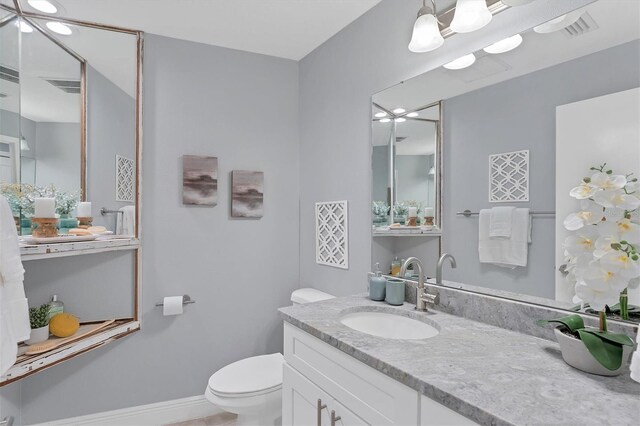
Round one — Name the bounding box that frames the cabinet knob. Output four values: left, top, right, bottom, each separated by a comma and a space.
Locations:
317, 399, 327, 426
330, 410, 341, 426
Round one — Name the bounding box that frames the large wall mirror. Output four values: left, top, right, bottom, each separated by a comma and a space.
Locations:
371, 0, 640, 324
0, 2, 140, 236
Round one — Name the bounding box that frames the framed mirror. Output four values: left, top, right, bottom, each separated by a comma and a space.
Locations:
0, 5, 141, 237
371, 0, 640, 323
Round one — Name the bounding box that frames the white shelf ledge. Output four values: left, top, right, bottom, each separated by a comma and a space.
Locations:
1, 319, 139, 386
372, 229, 441, 237
20, 238, 140, 261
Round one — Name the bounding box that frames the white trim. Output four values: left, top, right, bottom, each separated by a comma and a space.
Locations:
31, 395, 221, 426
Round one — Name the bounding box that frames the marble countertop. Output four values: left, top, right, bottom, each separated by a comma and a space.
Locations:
279, 294, 640, 426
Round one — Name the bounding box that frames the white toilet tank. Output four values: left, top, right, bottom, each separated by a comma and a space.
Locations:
290, 288, 334, 305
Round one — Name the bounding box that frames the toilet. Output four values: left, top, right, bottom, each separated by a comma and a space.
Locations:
204, 288, 334, 426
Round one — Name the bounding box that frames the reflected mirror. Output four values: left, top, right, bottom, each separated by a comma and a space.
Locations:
371, 0, 640, 323
0, 4, 139, 236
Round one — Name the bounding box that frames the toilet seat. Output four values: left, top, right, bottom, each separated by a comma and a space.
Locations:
207, 353, 283, 398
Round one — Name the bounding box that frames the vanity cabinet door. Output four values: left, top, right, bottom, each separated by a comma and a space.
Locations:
420, 395, 479, 425
283, 364, 368, 426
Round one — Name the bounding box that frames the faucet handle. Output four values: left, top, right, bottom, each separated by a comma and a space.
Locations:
421, 288, 439, 305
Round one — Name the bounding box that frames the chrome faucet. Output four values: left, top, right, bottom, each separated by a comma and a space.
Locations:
400, 257, 438, 311
436, 253, 457, 285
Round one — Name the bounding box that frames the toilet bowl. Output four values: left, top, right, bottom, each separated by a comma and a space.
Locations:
204, 288, 334, 426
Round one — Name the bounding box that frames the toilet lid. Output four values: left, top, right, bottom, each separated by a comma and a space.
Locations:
208, 353, 283, 396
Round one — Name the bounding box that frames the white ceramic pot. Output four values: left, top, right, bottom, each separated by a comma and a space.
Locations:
554, 328, 633, 376
26, 325, 50, 345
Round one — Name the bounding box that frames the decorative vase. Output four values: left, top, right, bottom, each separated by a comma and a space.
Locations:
553, 328, 633, 376
373, 214, 388, 226
21, 216, 32, 235
57, 214, 79, 234
26, 325, 50, 345
394, 215, 406, 225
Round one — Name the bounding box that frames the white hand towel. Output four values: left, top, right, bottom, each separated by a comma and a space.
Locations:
116, 205, 136, 236
631, 331, 640, 383
489, 206, 515, 238
479, 208, 530, 268
0, 196, 30, 376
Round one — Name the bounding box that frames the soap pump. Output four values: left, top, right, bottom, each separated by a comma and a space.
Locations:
369, 263, 386, 301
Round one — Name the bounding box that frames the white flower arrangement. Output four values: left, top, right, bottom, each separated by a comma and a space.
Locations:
563, 164, 640, 320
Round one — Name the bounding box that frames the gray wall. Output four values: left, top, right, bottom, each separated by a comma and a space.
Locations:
299, 0, 594, 297
442, 39, 640, 298
396, 154, 430, 205
86, 65, 137, 231
14, 34, 299, 424
372, 145, 388, 203
33, 122, 80, 193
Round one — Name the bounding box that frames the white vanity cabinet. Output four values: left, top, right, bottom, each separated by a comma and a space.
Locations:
283, 323, 478, 426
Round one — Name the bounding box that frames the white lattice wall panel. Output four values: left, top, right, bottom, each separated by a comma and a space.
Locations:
489, 150, 529, 202
115, 155, 135, 202
315, 200, 348, 269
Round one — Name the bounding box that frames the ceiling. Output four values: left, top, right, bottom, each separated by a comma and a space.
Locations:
33, 0, 382, 61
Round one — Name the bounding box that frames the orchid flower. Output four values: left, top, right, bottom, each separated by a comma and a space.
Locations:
563, 200, 604, 231
569, 182, 600, 200
590, 172, 627, 190
593, 189, 640, 210
600, 251, 640, 280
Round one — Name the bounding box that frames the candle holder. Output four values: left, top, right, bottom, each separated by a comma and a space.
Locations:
424, 216, 434, 226
77, 216, 93, 228
31, 218, 59, 238
407, 216, 417, 227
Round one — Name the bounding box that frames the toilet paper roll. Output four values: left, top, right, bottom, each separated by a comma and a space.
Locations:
163, 296, 184, 316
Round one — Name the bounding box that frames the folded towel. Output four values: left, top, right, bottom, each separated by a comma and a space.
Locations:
489, 206, 515, 238
479, 208, 530, 268
0, 196, 30, 375
116, 205, 136, 236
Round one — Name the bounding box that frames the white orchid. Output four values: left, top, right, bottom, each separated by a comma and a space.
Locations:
563, 226, 597, 257
574, 280, 621, 312
593, 189, 640, 210
593, 235, 620, 259
563, 200, 604, 231
569, 182, 600, 199
590, 172, 627, 190
598, 218, 640, 244
600, 251, 640, 280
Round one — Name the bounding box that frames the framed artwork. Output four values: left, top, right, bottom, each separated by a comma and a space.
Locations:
182, 155, 218, 206
231, 170, 264, 218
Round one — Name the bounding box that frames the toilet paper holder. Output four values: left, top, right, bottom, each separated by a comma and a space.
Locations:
155, 294, 196, 307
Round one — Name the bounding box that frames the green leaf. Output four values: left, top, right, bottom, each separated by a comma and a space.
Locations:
580, 329, 634, 346
608, 303, 640, 314
537, 315, 585, 332
576, 329, 625, 370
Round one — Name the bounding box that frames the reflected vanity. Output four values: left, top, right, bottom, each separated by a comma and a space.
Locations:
371, 0, 640, 325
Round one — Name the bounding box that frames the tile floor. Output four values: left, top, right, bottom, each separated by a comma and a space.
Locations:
167, 412, 237, 426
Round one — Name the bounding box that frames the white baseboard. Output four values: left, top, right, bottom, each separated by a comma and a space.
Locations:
32, 395, 222, 426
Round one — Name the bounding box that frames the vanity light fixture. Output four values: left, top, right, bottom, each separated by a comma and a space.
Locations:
393, 108, 406, 114
406, 112, 419, 118
27, 0, 58, 14
379, 118, 391, 123
533, 10, 584, 34
46, 21, 73, 35
394, 117, 407, 123
374, 112, 387, 118
443, 53, 476, 70
408, 0, 444, 53
450, 0, 492, 34
17, 20, 34, 33
483, 34, 523, 54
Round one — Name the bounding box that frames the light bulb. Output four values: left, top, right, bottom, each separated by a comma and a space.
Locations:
379, 118, 391, 123
450, 0, 492, 34
483, 34, 522, 54
443, 53, 476, 70
46, 21, 72, 35
406, 112, 419, 118
393, 108, 406, 114
28, 0, 57, 14
374, 112, 387, 118
17, 20, 33, 33
395, 118, 407, 123
408, 12, 444, 53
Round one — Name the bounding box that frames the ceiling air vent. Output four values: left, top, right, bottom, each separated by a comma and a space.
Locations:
395, 137, 407, 143
0, 93, 7, 98
562, 12, 599, 38
0, 65, 19, 84
46, 79, 81, 94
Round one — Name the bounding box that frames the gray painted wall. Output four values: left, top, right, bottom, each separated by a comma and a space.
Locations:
396, 154, 430, 205
0, 109, 37, 160
86, 65, 137, 231
33, 122, 80, 193
442, 40, 640, 298
13, 33, 299, 424
299, 0, 594, 297
372, 145, 388, 204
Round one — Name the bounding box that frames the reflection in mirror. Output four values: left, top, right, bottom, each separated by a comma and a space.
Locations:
0, 14, 20, 186
371, 0, 640, 323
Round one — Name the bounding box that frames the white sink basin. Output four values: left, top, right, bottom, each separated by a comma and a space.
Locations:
340, 311, 439, 340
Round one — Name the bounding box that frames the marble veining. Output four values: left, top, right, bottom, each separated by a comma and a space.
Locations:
279, 294, 640, 426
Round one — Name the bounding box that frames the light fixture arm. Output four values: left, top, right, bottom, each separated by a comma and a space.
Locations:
416, 0, 443, 27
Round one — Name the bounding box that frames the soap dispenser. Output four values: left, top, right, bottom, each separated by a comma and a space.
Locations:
369, 263, 386, 301
48, 294, 64, 320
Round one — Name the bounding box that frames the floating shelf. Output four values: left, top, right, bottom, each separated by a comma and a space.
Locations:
0, 319, 139, 386
20, 238, 140, 261
372, 229, 441, 237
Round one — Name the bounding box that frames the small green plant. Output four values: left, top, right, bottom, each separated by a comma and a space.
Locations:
29, 303, 51, 329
